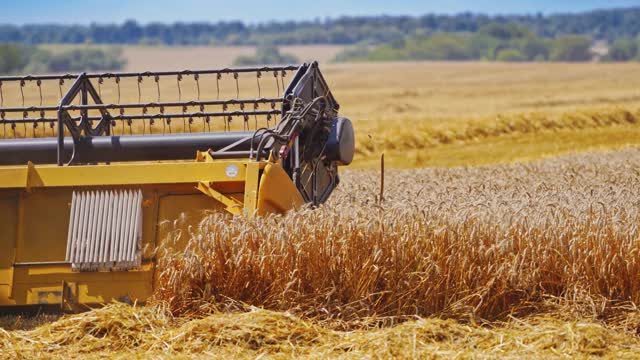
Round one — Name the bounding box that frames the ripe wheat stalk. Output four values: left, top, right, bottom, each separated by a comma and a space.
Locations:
153, 148, 640, 323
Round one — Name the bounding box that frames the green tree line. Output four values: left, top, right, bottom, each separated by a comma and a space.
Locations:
335, 23, 640, 62
0, 7, 639, 46
0, 45, 126, 75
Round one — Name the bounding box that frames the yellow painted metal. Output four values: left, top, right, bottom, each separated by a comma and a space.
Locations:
257, 163, 305, 215
243, 162, 261, 216
0, 160, 251, 189
0, 193, 17, 305
0, 167, 27, 188
196, 182, 243, 215
0, 155, 303, 308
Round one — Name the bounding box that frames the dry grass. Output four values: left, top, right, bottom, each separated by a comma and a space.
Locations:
3, 302, 640, 359
0, 314, 60, 331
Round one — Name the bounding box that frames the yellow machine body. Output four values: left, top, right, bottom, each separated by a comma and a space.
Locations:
0, 152, 303, 308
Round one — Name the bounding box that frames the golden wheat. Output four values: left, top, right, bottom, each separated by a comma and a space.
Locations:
151, 148, 640, 324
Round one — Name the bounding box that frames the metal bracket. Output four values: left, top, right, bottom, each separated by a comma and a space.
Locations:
196, 181, 243, 215
25, 161, 42, 192
61, 280, 82, 313
57, 73, 113, 165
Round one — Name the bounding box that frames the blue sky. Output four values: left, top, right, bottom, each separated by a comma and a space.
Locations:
3, 0, 639, 25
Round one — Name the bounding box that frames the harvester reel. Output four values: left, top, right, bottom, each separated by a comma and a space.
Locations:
0, 61, 353, 205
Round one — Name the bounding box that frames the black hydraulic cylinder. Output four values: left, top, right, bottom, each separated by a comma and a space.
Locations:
0, 132, 259, 165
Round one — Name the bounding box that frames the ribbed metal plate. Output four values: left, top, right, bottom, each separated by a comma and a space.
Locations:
66, 190, 143, 271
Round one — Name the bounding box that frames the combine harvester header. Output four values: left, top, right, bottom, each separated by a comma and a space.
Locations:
0, 62, 354, 309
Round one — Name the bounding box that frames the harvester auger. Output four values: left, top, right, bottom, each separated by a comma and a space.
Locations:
0, 62, 354, 309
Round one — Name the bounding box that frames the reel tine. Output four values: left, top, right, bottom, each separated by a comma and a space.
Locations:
222, 103, 228, 131
120, 107, 125, 136
234, 72, 239, 99
98, 76, 104, 99
256, 70, 261, 98
254, 102, 259, 130
116, 76, 121, 104
20, 79, 25, 107
280, 69, 286, 94
160, 105, 166, 135
240, 102, 246, 131
200, 104, 205, 132
155, 75, 161, 102
22, 110, 27, 138
216, 73, 221, 100
142, 106, 147, 136
182, 104, 187, 132
137, 75, 143, 103
274, 70, 279, 97
39, 110, 45, 137
194, 74, 200, 101
37, 79, 43, 107
177, 74, 182, 102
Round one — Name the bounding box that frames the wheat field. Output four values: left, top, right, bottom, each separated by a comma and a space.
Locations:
2, 59, 640, 358
4, 149, 640, 358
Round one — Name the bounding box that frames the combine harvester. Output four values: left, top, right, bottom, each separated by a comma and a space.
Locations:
0, 62, 354, 310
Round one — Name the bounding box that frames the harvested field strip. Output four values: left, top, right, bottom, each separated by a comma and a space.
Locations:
355, 124, 640, 169
355, 107, 640, 156
2, 302, 640, 359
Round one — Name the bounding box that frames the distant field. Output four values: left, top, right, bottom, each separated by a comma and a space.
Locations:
40, 44, 347, 69
123, 45, 347, 70
324, 61, 640, 167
